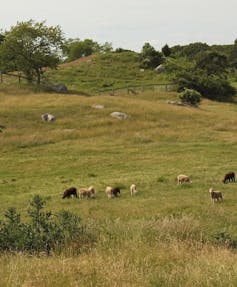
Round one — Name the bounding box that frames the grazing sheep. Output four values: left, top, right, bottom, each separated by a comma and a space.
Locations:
223, 172, 235, 184
105, 186, 121, 198
130, 184, 138, 196
209, 187, 223, 203
41, 113, 56, 122
105, 186, 113, 198
177, 174, 191, 184
79, 186, 96, 199
62, 187, 78, 199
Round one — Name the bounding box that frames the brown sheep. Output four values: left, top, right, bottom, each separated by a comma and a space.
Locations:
105, 186, 121, 198
223, 172, 235, 184
62, 187, 78, 199
177, 174, 191, 184
130, 184, 138, 196
209, 187, 223, 203
79, 186, 96, 199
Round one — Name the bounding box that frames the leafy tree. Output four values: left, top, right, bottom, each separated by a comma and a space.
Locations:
229, 39, 237, 68
99, 41, 113, 53
171, 42, 210, 59
0, 33, 4, 44
63, 38, 100, 61
0, 20, 64, 84
196, 51, 228, 76
162, 44, 171, 57
139, 42, 163, 69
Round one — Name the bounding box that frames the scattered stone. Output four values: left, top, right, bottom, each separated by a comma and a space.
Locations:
155, 64, 165, 73
110, 112, 128, 120
167, 101, 191, 107
92, 104, 104, 109
52, 83, 68, 93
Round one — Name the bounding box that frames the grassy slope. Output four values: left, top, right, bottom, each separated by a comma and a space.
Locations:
46, 52, 170, 94
1, 84, 237, 286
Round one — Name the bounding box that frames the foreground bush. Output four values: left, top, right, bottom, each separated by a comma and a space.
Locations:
0, 195, 95, 254
179, 88, 201, 106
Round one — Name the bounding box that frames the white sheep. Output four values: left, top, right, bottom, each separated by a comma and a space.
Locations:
41, 113, 56, 122
79, 186, 96, 199
177, 174, 191, 184
105, 186, 113, 198
130, 184, 138, 196
105, 186, 120, 198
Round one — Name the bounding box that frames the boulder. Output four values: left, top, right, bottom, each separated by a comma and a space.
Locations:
51, 83, 68, 93
92, 104, 104, 109
155, 64, 165, 73
110, 112, 128, 120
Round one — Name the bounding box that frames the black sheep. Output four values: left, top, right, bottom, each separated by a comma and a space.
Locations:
223, 172, 235, 184
62, 187, 78, 199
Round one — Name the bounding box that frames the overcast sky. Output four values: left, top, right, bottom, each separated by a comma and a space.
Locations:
1, 0, 237, 51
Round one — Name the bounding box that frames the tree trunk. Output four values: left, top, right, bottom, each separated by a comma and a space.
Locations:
36, 70, 41, 85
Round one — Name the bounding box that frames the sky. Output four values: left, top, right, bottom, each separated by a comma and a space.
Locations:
1, 0, 237, 51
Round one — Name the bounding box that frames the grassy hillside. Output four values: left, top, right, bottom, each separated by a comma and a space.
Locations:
1, 86, 237, 286
46, 52, 170, 94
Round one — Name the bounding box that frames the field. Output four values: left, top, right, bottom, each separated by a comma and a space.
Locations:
1, 87, 237, 286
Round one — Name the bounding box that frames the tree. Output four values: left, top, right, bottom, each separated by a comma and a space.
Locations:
229, 39, 237, 68
63, 38, 100, 61
162, 44, 171, 57
139, 42, 163, 69
171, 42, 210, 59
0, 20, 64, 84
99, 41, 113, 53
196, 51, 228, 76
0, 33, 4, 44
176, 70, 235, 101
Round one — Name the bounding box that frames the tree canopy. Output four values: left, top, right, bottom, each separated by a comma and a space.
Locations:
0, 20, 64, 84
195, 51, 228, 76
139, 42, 163, 69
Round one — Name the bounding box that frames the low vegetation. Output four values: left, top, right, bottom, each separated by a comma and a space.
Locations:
179, 88, 201, 106
0, 195, 95, 254
1, 21, 237, 285
1, 86, 237, 285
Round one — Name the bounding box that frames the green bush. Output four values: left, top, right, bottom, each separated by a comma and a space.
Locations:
0, 195, 95, 254
179, 88, 201, 106
177, 71, 236, 101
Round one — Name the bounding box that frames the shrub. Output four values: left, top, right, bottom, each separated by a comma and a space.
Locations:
177, 71, 236, 101
179, 88, 201, 106
0, 195, 95, 254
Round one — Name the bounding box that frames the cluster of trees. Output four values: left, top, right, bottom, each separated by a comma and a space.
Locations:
63, 38, 113, 61
0, 20, 236, 101
0, 20, 113, 84
0, 20, 64, 84
164, 42, 237, 101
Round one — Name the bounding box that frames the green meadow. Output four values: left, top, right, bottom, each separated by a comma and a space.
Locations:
1, 85, 237, 286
